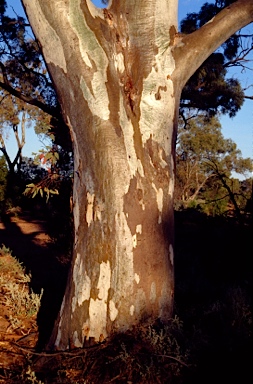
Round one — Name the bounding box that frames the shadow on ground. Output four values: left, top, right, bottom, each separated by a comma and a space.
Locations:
0, 208, 252, 383
174, 209, 252, 384
0, 211, 69, 349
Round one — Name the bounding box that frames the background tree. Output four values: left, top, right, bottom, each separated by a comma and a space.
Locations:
0, 154, 7, 205
176, 1, 253, 218
0, 0, 75, 210
20, 0, 253, 351
0, 0, 73, 146
175, 114, 253, 216
0, 91, 34, 173
179, 0, 253, 119
0, 0, 71, 162
0, 85, 61, 210
0, 0, 59, 118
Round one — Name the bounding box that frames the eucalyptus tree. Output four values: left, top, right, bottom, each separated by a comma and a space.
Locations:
19, 0, 253, 349
175, 115, 253, 211
0, 90, 35, 173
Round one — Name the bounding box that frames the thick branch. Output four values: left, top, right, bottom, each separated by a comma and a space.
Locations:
0, 136, 13, 171
172, 0, 253, 89
0, 79, 59, 119
0, 62, 60, 119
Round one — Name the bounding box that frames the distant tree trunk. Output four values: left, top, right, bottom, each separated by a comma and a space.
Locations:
0, 110, 26, 208
0, 109, 26, 174
209, 160, 242, 219
21, 0, 253, 349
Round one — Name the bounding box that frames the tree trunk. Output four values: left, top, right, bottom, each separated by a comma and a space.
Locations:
21, 0, 253, 349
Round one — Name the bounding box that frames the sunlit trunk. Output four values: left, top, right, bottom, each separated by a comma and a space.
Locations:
21, 0, 253, 349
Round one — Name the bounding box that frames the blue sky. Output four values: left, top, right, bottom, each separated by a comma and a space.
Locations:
4, 0, 253, 175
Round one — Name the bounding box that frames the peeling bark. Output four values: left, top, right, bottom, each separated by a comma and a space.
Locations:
21, 0, 253, 349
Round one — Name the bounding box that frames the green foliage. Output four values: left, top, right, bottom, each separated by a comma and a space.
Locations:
0, 1, 72, 201
175, 114, 253, 218
0, 1, 58, 114
23, 144, 73, 203
24, 182, 59, 202
0, 0, 72, 154
180, 1, 251, 117
33, 146, 60, 167
181, 59, 244, 117
0, 155, 47, 214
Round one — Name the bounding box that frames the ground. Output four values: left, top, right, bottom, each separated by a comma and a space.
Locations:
0, 213, 46, 361
0, 211, 189, 383
0, 211, 69, 383
0, 208, 251, 383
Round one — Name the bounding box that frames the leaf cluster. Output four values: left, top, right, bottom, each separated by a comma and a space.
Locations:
181, 54, 244, 117
180, 1, 252, 117
24, 182, 59, 202
0, 1, 58, 113
23, 143, 73, 202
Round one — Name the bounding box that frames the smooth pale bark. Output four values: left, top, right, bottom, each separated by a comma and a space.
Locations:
21, 0, 253, 349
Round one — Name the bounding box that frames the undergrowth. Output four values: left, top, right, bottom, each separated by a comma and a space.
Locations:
0, 244, 43, 332
0, 245, 43, 383
0, 210, 252, 384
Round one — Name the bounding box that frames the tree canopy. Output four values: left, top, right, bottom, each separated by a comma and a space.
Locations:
1, 1, 252, 123
175, 114, 253, 216
179, 1, 252, 118
0, 0, 59, 117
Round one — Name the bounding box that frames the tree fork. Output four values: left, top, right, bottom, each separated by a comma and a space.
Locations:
21, 0, 253, 349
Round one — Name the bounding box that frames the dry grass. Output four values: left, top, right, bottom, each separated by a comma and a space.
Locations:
0, 209, 252, 383
0, 245, 43, 383
0, 244, 188, 384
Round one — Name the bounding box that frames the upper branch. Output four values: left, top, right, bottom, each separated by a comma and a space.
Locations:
172, 0, 253, 89
0, 61, 61, 119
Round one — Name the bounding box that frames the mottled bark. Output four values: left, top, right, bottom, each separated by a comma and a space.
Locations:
21, 0, 253, 349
